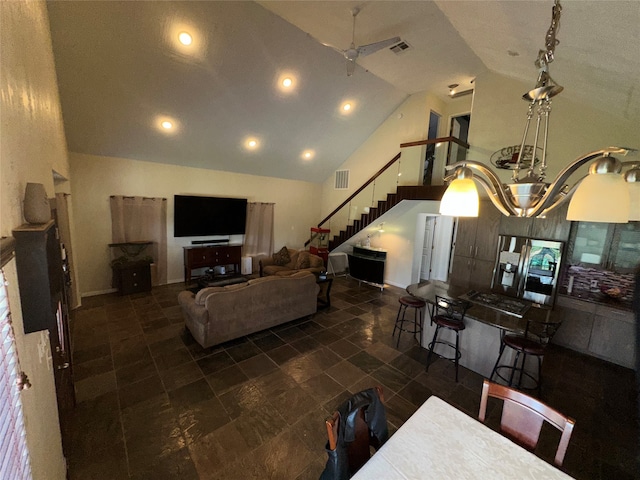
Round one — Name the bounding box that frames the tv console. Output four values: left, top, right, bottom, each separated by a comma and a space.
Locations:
192, 239, 229, 245
183, 244, 242, 283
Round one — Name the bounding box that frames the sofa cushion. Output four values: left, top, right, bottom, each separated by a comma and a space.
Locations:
295, 251, 312, 269
195, 282, 247, 305
263, 264, 292, 276
272, 246, 290, 266
284, 249, 299, 269
308, 254, 324, 268
274, 269, 299, 277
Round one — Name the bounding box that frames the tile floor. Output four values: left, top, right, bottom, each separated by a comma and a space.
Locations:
66, 277, 638, 479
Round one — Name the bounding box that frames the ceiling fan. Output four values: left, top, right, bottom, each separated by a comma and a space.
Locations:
327, 7, 401, 77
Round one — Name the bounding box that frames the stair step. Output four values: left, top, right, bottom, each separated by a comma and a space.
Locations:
326, 184, 449, 252
387, 194, 397, 205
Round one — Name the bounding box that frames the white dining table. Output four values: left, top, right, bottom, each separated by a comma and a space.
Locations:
352, 396, 573, 479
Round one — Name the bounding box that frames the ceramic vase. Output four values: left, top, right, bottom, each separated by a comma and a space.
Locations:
23, 183, 50, 224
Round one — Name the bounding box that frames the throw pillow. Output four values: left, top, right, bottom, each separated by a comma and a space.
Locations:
296, 252, 311, 269
272, 246, 290, 266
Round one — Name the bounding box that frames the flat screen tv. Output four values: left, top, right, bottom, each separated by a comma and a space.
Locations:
174, 195, 247, 237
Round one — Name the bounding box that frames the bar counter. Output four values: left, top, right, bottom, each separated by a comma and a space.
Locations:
406, 280, 554, 378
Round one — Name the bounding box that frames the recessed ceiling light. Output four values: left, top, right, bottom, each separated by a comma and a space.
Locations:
302, 150, 314, 160
277, 73, 297, 93
156, 116, 178, 133
342, 102, 352, 112
178, 32, 192, 46
245, 138, 259, 150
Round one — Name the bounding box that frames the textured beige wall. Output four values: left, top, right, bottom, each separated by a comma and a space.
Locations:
0, 1, 69, 478
468, 70, 637, 184
319, 91, 448, 218
70, 152, 322, 294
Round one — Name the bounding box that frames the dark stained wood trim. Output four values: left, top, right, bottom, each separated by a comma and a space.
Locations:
400, 136, 470, 149
317, 152, 401, 228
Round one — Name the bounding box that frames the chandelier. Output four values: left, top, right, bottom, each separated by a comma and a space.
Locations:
439, 0, 639, 223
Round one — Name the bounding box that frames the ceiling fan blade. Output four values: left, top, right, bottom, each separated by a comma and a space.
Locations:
357, 36, 401, 57
306, 33, 345, 56
346, 58, 356, 77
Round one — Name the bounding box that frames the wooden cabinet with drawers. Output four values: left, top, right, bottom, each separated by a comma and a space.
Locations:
183, 244, 242, 282
113, 261, 152, 295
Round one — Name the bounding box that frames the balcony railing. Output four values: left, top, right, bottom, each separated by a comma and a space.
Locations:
307, 136, 469, 248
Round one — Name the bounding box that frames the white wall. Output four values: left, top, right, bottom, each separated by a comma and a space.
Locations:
335, 200, 442, 289
0, 1, 68, 478
70, 153, 322, 294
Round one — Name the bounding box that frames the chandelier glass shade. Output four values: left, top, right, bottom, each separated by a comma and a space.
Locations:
439, 0, 638, 223
439, 168, 479, 217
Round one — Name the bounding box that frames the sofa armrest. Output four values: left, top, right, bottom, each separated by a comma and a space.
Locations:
259, 256, 275, 276
178, 290, 209, 326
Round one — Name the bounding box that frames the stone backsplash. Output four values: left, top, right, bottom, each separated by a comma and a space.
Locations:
562, 265, 635, 303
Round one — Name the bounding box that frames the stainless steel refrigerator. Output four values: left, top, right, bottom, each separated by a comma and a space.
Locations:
491, 235, 564, 307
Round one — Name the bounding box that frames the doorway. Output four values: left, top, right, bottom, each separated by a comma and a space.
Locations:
423, 111, 441, 185
420, 217, 435, 280
447, 114, 470, 165
416, 214, 455, 283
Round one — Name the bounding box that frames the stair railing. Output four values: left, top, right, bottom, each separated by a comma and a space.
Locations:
305, 136, 469, 247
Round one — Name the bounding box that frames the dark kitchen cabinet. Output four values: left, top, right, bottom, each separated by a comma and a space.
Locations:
568, 221, 640, 273
449, 200, 501, 288
499, 201, 571, 242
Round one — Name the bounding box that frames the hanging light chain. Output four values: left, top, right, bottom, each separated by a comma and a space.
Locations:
536, 0, 562, 70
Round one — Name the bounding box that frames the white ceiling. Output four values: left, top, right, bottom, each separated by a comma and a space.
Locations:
47, 1, 639, 184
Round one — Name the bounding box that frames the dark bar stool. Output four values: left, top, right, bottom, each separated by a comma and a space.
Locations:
425, 295, 471, 382
490, 318, 562, 396
392, 296, 426, 348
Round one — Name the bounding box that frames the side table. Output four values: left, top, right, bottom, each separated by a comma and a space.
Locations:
112, 261, 152, 295
316, 276, 333, 309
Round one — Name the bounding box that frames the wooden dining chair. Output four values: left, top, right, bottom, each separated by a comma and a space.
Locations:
323, 386, 386, 478
478, 379, 575, 467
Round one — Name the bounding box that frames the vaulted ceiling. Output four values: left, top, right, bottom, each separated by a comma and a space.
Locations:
47, 1, 639, 184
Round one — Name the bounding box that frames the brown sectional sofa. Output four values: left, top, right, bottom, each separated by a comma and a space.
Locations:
259, 247, 324, 277
178, 271, 319, 348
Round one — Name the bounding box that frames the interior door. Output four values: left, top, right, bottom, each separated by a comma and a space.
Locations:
420, 217, 435, 280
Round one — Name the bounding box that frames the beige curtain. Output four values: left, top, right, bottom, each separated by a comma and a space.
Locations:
110, 196, 167, 285
244, 202, 274, 257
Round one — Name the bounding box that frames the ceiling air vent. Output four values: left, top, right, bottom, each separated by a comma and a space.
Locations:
390, 41, 411, 55
335, 170, 349, 190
